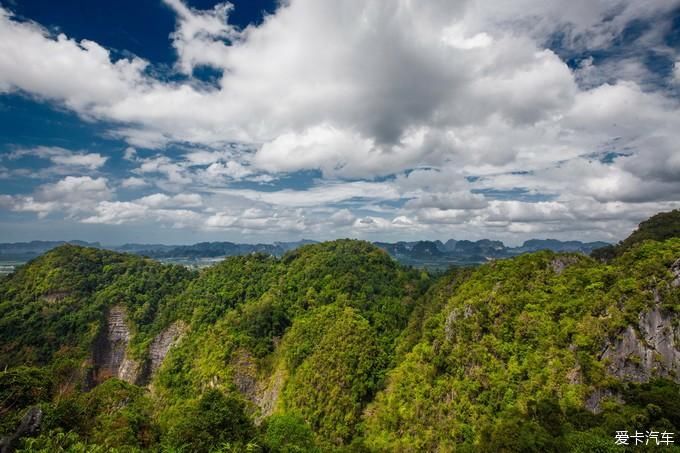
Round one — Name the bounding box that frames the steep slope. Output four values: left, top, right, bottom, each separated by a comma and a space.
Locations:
153, 240, 430, 449
1, 240, 429, 451
0, 246, 196, 450
90, 305, 139, 385
0, 246, 194, 371
2, 229, 679, 452
364, 241, 680, 451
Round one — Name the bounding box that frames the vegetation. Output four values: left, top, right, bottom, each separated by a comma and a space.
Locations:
591, 209, 680, 260
1, 214, 679, 451
363, 243, 680, 451
0, 246, 194, 368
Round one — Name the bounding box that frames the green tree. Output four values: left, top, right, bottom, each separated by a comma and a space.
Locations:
163, 389, 255, 452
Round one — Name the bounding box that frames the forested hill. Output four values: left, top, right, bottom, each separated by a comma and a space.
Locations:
1, 218, 680, 451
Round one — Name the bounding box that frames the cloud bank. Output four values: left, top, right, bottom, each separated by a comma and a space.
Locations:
0, 0, 679, 243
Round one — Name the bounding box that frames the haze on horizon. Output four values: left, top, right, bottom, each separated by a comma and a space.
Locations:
1, 0, 679, 246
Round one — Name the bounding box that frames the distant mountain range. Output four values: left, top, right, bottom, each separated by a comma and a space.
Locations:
0, 240, 102, 259
0, 238, 609, 269
373, 238, 609, 267
113, 240, 318, 258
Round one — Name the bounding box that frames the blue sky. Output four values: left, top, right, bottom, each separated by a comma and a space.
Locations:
0, 0, 679, 245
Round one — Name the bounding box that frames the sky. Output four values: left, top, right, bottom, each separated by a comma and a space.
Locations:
0, 0, 679, 245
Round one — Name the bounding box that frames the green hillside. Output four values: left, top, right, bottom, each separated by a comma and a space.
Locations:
364, 242, 680, 451
0, 245, 195, 368
592, 209, 680, 260
1, 230, 679, 451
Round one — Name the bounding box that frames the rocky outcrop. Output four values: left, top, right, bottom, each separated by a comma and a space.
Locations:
550, 256, 579, 275
584, 389, 623, 415
230, 349, 287, 424
232, 349, 259, 402
255, 366, 286, 423
91, 306, 140, 385
671, 258, 680, 287
90, 308, 187, 387
0, 406, 42, 453
444, 304, 474, 341
139, 321, 187, 384
600, 305, 680, 383
586, 261, 680, 413
42, 291, 70, 304
148, 321, 186, 375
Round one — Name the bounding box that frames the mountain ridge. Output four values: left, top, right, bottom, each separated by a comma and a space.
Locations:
1, 212, 678, 451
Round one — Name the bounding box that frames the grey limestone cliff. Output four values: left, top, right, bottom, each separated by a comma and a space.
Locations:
600, 304, 680, 383
91, 307, 187, 386
586, 259, 680, 412
91, 305, 140, 385
140, 320, 187, 384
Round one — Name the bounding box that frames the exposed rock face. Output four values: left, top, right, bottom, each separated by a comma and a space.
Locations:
91, 309, 186, 387
671, 258, 680, 287
444, 305, 474, 341
586, 262, 680, 413
232, 349, 259, 401
42, 291, 70, 304
584, 389, 623, 415
600, 305, 680, 383
230, 349, 286, 424
256, 366, 286, 424
0, 406, 42, 453
550, 256, 579, 275
148, 321, 187, 375
92, 306, 140, 385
